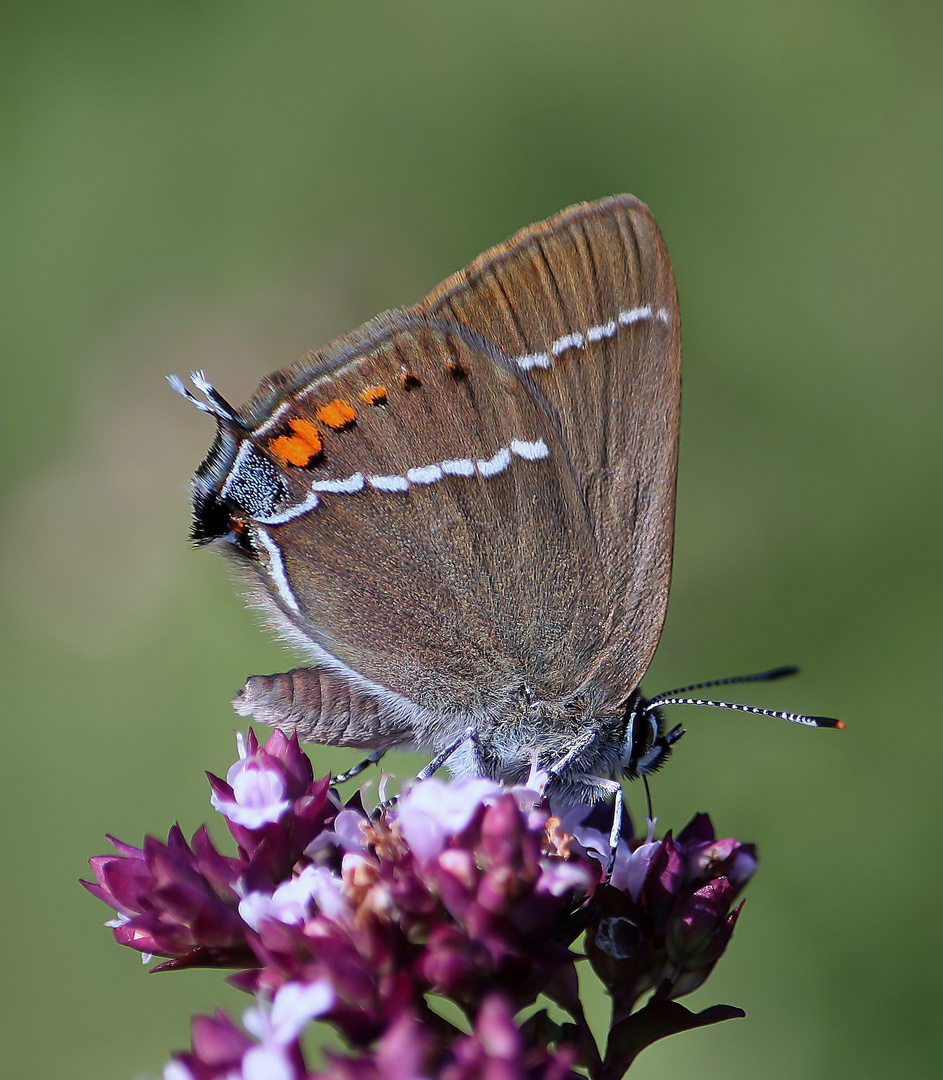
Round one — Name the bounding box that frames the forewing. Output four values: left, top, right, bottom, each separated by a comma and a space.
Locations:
228, 311, 609, 719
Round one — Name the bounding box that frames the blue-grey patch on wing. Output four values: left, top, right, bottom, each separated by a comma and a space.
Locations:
221, 441, 288, 517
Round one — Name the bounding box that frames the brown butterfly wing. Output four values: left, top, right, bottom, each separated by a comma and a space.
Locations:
234, 310, 608, 718
417, 195, 680, 701
219, 195, 678, 744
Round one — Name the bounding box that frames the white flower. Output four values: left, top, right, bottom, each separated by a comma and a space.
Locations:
553, 805, 661, 902
211, 738, 291, 829
239, 1045, 295, 1080
243, 980, 334, 1046
305, 808, 369, 858
610, 819, 660, 901
537, 858, 596, 897
395, 777, 503, 861
239, 865, 347, 931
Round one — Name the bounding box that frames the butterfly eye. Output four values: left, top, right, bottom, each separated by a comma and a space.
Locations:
191, 490, 234, 545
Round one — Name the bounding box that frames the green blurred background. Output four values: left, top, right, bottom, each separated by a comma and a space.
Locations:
2, 2, 941, 1077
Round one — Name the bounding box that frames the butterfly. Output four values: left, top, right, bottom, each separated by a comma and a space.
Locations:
172, 195, 840, 833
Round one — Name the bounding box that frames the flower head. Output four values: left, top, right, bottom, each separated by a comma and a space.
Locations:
395, 777, 504, 862
165, 980, 333, 1080
82, 824, 253, 969
584, 811, 756, 1012
87, 731, 757, 1076
83, 730, 338, 969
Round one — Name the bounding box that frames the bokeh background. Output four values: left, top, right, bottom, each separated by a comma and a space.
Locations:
2, 2, 941, 1077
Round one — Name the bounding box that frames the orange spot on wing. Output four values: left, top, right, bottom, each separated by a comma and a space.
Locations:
361, 385, 388, 405
269, 435, 315, 467
288, 417, 323, 448
268, 417, 323, 467
316, 399, 356, 429
399, 370, 421, 389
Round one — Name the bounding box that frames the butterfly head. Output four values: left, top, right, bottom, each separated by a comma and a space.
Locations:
620, 692, 684, 780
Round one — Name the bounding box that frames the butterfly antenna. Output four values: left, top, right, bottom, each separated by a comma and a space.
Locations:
645, 695, 843, 730
650, 665, 799, 700
167, 371, 243, 428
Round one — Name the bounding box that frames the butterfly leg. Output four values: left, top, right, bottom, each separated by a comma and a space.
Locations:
370, 727, 476, 821
599, 779, 625, 885
332, 748, 387, 786
542, 741, 625, 885
414, 726, 477, 783
545, 733, 597, 781
552, 777, 625, 886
